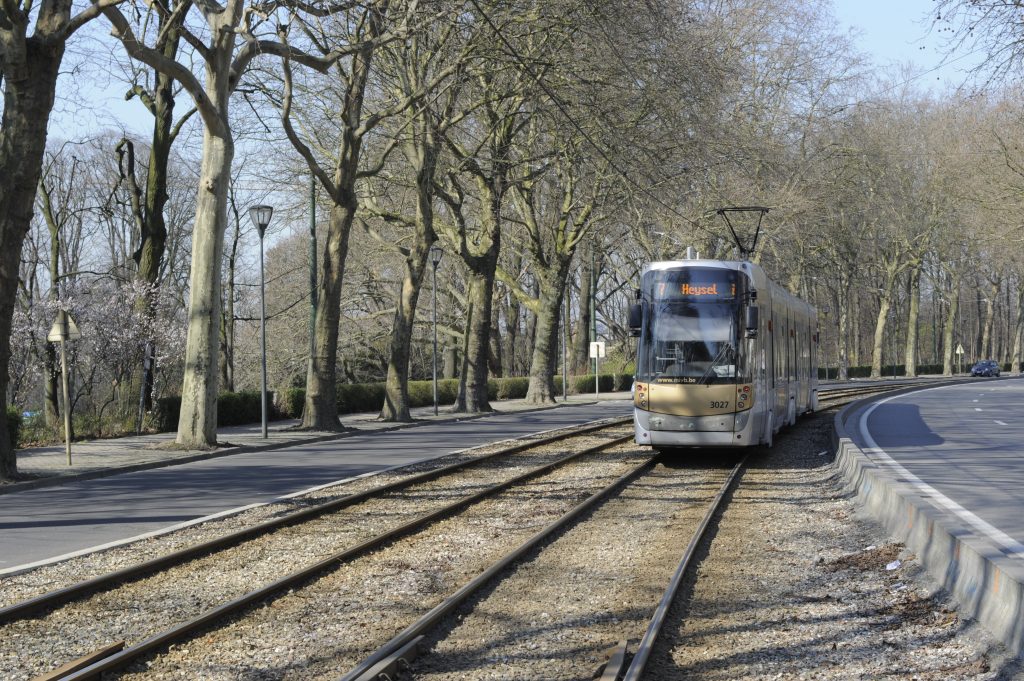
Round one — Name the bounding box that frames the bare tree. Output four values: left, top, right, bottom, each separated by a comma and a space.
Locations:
0, 0, 129, 478
98, 1, 364, 447
363, 4, 476, 421
933, 0, 1024, 84
267, 1, 419, 428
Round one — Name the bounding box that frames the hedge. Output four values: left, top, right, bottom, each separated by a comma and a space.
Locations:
818, 362, 983, 379
161, 374, 640, 428
6, 406, 21, 450
277, 374, 634, 419
154, 390, 278, 432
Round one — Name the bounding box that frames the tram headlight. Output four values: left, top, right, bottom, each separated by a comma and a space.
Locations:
735, 410, 750, 432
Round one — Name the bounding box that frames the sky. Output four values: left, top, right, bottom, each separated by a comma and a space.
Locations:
831, 0, 982, 90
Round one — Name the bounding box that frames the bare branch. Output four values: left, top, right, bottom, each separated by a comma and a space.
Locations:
99, 4, 219, 128
279, 53, 339, 196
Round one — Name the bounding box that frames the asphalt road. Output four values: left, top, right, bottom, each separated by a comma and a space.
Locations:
856, 377, 1024, 558
0, 402, 631, 571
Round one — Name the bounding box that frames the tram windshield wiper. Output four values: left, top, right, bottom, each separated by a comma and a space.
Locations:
697, 342, 733, 385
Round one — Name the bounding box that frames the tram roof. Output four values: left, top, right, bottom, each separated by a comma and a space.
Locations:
641, 258, 767, 281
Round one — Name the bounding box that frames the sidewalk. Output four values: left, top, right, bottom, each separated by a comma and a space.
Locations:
2, 391, 632, 495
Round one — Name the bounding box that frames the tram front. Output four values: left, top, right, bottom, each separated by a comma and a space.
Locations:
630, 262, 759, 449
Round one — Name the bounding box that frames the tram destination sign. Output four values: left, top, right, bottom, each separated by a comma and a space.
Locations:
651, 267, 738, 302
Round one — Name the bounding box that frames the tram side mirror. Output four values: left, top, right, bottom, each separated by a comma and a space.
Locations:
745, 306, 759, 337
628, 303, 643, 337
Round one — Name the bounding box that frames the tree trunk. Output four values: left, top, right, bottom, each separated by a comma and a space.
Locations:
0, 33, 66, 479
455, 267, 497, 412
573, 263, 593, 374
451, 176, 502, 414
1012, 284, 1024, 373
854, 294, 863, 368
303, 203, 356, 429
219, 282, 235, 393
942, 276, 961, 375
504, 284, 520, 376
870, 296, 892, 379
220, 220, 240, 393
379, 250, 427, 422
298, 9, 382, 428
837, 286, 850, 381
523, 280, 538, 375
488, 308, 503, 378
44, 342, 60, 426
175, 126, 233, 448
135, 49, 179, 410
904, 265, 921, 377
981, 276, 999, 359
443, 345, 457, 379
376, 96, 441, 423
525, 266, 569, 404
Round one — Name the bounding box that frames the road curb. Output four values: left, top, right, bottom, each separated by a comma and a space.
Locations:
0, 401, 599, 497
832, 392, 1024, 656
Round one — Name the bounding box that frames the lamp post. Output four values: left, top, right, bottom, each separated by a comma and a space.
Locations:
430, 244, 444, 415
47, 309, 81, 465
249, 204, 273, 438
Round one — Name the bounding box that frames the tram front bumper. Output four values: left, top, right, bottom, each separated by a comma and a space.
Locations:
634, 409, 748, 447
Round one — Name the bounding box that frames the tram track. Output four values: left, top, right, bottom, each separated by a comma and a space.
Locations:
816, 379, 945, 407
4, 420, 635, 681
1, 417, 628, 619
341, 453, 747, 681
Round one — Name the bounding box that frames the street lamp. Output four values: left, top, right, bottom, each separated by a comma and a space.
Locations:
430, 243, 444, 415
249, 204, 273, 439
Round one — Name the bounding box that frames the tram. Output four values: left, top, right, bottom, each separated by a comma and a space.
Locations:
628, 255, 818, 449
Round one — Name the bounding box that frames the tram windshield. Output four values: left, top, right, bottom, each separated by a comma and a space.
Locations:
637, 267, 750, 385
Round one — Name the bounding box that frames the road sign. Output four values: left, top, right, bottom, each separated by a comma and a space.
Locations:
589, 341, 606, 359
955, 344, 964, 355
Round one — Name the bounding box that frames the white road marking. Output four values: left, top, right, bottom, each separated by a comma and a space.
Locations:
996, 420, 1008, 426
975, 407, 983, 411
860, 393, 1024, 560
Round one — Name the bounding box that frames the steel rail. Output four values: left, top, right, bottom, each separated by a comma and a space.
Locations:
819, 376, 973, 395
337, 454, 658, 681
621, 454, 748, 681
1, 416, 630, 624
817, 379, 974, 407
57, 432, 634, 681
817, 387, 903, 404
29, 641, 123, 681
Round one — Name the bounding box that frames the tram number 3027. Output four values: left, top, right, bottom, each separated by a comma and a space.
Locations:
710, 401, 730, 409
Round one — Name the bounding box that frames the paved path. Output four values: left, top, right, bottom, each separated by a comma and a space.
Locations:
0, 394, 632, 572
